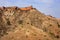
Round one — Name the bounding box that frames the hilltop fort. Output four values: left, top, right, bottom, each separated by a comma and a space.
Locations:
0, 6, 60, 40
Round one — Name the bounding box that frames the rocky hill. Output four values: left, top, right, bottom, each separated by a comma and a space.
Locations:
0, 6, 60, 40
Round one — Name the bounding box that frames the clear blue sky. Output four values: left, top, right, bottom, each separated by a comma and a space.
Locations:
0, 0, 60, 18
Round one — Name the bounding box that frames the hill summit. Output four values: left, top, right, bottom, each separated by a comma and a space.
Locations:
0, 6, 60, 40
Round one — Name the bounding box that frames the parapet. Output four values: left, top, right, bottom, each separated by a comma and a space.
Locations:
0, 6, 34, 11
20, 6, 33, 11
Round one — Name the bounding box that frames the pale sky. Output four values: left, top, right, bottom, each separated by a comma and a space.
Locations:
0, 0, 60, 18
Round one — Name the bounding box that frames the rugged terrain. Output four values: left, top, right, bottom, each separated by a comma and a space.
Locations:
0, 6, 60, 40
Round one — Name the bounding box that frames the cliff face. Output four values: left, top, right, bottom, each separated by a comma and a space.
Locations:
0, 6, 60, 40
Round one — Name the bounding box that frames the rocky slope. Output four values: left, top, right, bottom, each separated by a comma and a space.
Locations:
0, 6, 60, 40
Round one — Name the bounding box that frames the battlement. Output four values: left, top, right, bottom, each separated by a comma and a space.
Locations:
0, 6, 33, 11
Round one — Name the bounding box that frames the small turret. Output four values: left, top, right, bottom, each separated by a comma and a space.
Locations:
0, 6, 5, 10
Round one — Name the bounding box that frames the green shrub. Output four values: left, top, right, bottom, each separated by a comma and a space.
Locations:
49, 24, 52, 26
7, 20, 11, 25
49, 32, 55, 37
58, 24, 60, 28
55, 35, 59, 38
57, 22, 60, 28
18, 20, 23, 24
